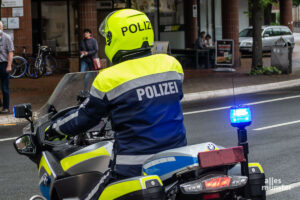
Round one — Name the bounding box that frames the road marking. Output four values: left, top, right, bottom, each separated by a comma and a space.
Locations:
183, 94, 300, 116
0, 123, 16, 127
267, 181, 300, 196
0, 137, 17, 142
253, 120, 300, 131
183, 106, 230, 115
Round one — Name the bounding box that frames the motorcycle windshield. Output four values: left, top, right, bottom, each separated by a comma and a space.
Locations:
37, 71, 98, 117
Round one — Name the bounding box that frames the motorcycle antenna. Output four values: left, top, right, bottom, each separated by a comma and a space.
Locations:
231, 76, 237, 106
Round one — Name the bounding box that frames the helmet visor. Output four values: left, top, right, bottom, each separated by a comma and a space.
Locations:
99, 11, 117, 37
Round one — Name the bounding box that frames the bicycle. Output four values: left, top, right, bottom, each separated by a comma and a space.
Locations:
11, 45, 57, 79
10, 46, 31, 79
27, 44, 57, 79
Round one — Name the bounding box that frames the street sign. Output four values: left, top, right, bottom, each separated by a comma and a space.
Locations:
2, 0, 23, 7
216, 40, 234, 66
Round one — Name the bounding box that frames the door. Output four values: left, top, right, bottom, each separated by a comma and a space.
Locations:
262, 28, 273, 51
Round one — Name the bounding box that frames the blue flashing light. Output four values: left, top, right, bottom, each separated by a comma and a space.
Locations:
230, 106, 252, 128
13, 106, 16, 118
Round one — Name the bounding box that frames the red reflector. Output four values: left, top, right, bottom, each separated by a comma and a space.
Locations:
203, 193, 220, 200
198, 146, 245, 168
204, 177, 231, 189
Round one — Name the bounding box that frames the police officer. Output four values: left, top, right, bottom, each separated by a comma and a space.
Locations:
46, 9, 187, 197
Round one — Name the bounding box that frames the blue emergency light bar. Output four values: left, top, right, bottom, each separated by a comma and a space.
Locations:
230, 106, 252, 128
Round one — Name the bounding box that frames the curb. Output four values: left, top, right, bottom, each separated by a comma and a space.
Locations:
1, 78, 300, 125
182, 78, 300, 103
0, 115, 26, 125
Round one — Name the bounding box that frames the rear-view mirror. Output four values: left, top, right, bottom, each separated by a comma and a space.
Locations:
14, 134, 36, 155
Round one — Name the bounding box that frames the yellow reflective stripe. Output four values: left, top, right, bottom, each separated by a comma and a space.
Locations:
140, 176, 163, 189
93, 54, 183, 93
205, 147, 219, 151
249, 162, 264, 173
99, 180, 142, 200
39, 156, 52, 176
60, 147, 110, 171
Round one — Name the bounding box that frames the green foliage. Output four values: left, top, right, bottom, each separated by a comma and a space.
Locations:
249, 66, 282, 75
248, 0, 278, 9
271, 22, 280, 25
294, 0, 300, 6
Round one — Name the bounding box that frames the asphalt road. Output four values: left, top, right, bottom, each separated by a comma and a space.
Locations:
1, 86, 300, 199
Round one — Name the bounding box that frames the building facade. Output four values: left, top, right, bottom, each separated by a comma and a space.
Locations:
1, 0, 294, 68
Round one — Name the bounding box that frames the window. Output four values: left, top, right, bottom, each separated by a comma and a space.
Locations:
159, 0, 184, 26
271, 28, 281, 36
239, 29, 252, 37
263, 29, 272, 37
131, 0, 159, 40
280, 28, 292, 36
159, 0, 185, 49
41, 1, 69, 52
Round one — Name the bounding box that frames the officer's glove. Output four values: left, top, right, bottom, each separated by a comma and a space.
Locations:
45, 125, 67, 141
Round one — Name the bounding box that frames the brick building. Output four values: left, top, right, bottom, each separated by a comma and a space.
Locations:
1, 0, 294, 69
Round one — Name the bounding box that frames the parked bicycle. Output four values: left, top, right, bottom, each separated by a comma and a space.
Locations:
10, 45, 57, 79
27, 44, 57, 78
10, 46, 32, 79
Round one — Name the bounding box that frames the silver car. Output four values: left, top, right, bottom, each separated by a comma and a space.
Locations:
239, 26, 294, 53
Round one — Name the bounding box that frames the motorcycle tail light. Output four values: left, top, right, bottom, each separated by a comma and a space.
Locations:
198, 146, 245, 168
204, 177, 231, 189
180, 175, 248, 194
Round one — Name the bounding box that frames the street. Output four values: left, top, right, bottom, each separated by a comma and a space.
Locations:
1, 86, 300, 200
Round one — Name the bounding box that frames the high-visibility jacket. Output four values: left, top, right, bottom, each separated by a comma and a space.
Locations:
53, 54, 187, 177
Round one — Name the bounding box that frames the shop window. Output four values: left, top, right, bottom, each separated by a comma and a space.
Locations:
70, 1, 79, 54
214, 0, 222, 41
159, 0, 185, 49
41, 1, 68, 52
131, 0, 159, 40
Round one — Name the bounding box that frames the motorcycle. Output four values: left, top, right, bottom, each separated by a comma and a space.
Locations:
13, 72, 266, 200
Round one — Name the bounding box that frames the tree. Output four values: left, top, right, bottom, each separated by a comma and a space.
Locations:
251, 0, 264, 69
294, 0, 300, 6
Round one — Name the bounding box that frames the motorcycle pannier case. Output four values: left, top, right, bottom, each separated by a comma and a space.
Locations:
248, 163, 266, 200
99, 175, 164, 200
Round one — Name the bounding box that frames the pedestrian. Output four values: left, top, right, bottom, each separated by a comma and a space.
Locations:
205, 34, 212, 47
195, 31, 206, 49
79, 29, 99, 92
80, 29, 98, 72
0, 21, 14, 114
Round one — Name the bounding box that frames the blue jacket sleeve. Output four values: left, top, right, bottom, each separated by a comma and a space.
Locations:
87, 38, 98, 58
52, 94, 109, 136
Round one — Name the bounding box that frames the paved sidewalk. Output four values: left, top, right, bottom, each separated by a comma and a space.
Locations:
1, 52, 300, 124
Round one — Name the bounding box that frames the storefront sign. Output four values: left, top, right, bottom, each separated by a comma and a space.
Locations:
2, 0, 23, 7
2, 18, 8, 29
8, 18, 20, 29
216, 40, 234, 66
13, 8, 24, 17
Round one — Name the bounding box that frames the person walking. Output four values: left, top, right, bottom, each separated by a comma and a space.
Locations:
79, 29, 98, 92
80, 28, 98, 72
0, 21, 14, 114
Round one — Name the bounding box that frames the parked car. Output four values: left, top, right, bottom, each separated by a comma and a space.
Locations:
239, 25, 294, 53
